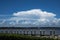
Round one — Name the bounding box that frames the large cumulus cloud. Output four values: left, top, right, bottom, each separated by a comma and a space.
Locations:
0, 9, 60, 27
8, 9, 60, 27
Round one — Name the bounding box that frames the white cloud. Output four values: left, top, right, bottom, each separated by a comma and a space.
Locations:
13, 9, 56, 19
0, 9, 60, 27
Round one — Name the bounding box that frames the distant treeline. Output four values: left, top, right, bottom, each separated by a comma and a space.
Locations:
0, 33, 59, 40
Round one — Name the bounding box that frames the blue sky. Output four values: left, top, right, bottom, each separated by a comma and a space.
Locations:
0, 0, 60, 27
0, 0, 60, 17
